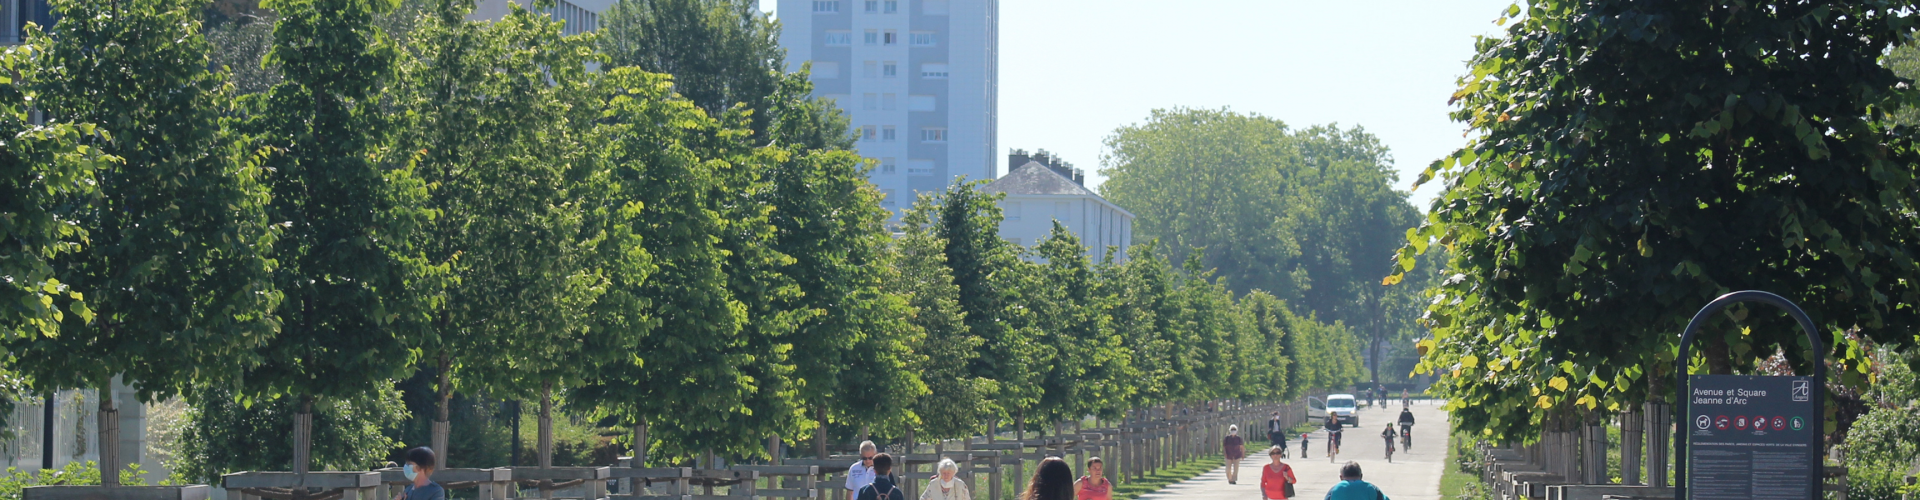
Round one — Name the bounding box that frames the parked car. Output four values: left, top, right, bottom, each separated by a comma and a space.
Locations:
1308, 394, 1359, 426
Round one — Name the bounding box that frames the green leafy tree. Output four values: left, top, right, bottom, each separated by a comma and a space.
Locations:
1096, 241, 1187, 409
1395, 0, 1920, 438
597, 0, 783, 140
917, 181, 1044, 430
893, 203, 994, 442
392, 0, 635, 465
1027, 222, 1130, 423
237, 0, 439, 472
10, 0, 280, 483
1237, 291, 1292, 401
570, 68, 772, 462
0, 43, 109, 345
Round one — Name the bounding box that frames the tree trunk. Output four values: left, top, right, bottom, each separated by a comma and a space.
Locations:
1622, 407, 1643, 485
768, 435, 782, 465
1702, 331, 1734, 375
294, 396, 314, 476
815, 407, 828, 459
98, 383, 120, 487
434, 355, 452, 466
633, 422, 649, 466
539, 382, 554, 468
510, 400, 522, 467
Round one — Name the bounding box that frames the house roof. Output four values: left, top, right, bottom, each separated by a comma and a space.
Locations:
982, 161, 1098, 196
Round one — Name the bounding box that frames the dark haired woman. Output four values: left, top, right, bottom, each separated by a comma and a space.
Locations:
1022, 456, 1077, 500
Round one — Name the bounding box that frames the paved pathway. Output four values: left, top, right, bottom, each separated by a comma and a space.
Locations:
1137, 401, 1449, 500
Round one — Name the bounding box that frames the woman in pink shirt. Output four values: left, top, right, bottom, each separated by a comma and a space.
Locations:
1074, 457, 1111, 500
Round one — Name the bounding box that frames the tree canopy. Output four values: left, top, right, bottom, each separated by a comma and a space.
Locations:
1397, 0, 1920, 438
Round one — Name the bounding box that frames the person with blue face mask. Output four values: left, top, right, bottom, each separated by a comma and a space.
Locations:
392, 447, 444, 500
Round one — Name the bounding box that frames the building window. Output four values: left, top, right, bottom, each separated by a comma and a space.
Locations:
883, 62, 897, 77
862, 125, 876, 141
863, 0, 876, 12
812, 1, 838, 13
1010, 238, 1023, 247
811, 62, 839, 78
863, 61, 877, 78
920, 63, 948, 78
908, 95, 935, 111
883, 189, 897, 207
825, 31, 851, 45
907, 159, 935, 175
882, 125, 896, 141
881, 157, 897, 174
911, 32, 935, 46
921, 128, 947, 142
884, 0, 897, 13
864, 30, 878, 45
884, 30, 897, 45
1006, 201, 1022, 220
924, 0, 948, 14
862, 93, 878, 110
881, 93, 897, 110
1055, 201, 1072, 223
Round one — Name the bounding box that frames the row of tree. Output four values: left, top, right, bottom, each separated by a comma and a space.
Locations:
0, 0, 1366, 481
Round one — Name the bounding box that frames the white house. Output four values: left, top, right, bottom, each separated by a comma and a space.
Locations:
982, 150, 1132, 261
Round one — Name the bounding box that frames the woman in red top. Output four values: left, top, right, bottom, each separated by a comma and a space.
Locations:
1260, 446, 1298, 499
1073, 457, 1111, 500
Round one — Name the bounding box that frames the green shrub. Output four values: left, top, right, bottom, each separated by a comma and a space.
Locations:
0, 462, 148, 500
172, 388, 408, 484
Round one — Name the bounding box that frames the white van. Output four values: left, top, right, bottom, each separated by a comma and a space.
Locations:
1308, 394, 1359, 426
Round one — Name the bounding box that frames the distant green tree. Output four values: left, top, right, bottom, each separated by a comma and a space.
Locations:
919, 181, 1042, 430
1028, 222, 1130, 423
597, 0, 784, 140
1237, 292, 1292, 401
174, 387, 406, 484
894, 201, 994, 442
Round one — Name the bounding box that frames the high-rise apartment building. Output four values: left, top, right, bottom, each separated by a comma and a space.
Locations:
777, 0, 998, 211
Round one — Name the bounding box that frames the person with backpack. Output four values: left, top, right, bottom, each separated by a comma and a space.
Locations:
856, 453, 906, 500
1259, 446, 1297, 499
1326, 462, 1392, 500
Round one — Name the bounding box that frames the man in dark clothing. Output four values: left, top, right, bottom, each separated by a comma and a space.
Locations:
1267, 412, 1285, 447
856, 453, 906, 500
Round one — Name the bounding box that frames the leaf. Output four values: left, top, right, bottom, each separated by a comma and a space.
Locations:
1548, 377, 1569, 392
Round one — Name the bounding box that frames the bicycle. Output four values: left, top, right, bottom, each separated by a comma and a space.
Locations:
1384, 435, 1395, 463
1401, 425, 1413, 452
1327, 430, 1342, 462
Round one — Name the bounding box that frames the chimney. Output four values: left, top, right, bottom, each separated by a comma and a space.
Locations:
1073, 169, 1085, 186
1009, 149, 1030, 169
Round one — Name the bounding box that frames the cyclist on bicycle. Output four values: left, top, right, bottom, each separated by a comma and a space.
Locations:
1381, 424, 1399, 462
1398, 407, 1416, 444
1323, 415, 1343, 458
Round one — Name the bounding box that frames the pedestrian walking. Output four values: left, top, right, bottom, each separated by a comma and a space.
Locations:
1266, 411, 1286, 447
857, 453, 906, 500
1074, 457, 1111, 500
390, 447, 444, 500
919, 458, 971, 500
1258, 447, 1296, 500
847, 441, 879, 496
1021, 457, 1075, 500
1223, 425, 1246, 484
1325, 462, 1391, 500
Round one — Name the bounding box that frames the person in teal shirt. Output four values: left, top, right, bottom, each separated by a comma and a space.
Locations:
1325, 462, 1390, 500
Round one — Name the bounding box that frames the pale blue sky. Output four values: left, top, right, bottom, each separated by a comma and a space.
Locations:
767, 0, 1516, 208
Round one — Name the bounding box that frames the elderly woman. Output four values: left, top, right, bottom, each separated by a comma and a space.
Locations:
920, 458, 971, 500
1223, 424, 1247, 484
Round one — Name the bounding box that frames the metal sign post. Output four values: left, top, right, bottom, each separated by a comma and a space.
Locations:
1674, 291, 1825, 500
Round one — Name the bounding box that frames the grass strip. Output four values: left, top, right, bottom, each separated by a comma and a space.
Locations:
1110, 455, 1226, 500
1439, 431, 1490, 500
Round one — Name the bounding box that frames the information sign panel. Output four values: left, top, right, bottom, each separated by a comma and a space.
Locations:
1685, 374, 1818, 500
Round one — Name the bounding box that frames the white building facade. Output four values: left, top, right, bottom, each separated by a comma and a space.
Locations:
983, 153, 1133, 261
777, 0, 999, 212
